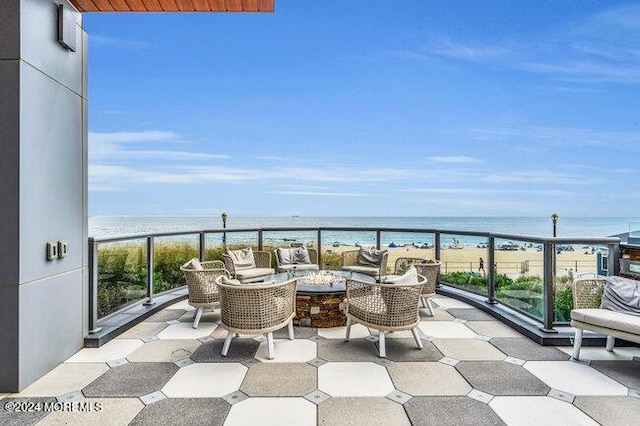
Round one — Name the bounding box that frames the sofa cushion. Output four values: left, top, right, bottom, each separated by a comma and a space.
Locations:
225, 248, 256, 271
279, 263, 319, 272
357, 248, 386, 267
277, 247, 312, 265
182, 258, 203, 270
571, 308, 640, 336
342, 265, 379, 277
235, 268, 275, 281
220, 276, 242, 286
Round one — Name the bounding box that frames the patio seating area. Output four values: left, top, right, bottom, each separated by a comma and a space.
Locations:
2, 296, 639, 425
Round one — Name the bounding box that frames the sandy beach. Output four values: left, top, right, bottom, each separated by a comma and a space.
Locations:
321, 244, 599, 278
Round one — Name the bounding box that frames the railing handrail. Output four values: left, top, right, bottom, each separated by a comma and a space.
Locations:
88, 225, 621, 336
91, 226, 621, 245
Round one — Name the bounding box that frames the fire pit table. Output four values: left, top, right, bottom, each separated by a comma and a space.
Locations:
264, 270, 375, 328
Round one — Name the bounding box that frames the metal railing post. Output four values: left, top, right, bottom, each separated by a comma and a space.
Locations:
486, 236, 497, 304
434, 232, 441, 287
144, 236, 155, 306
540, 241, 556, 332
376, 230, 381, 250
258, 230, 263, 251
317, 229, 322, 269
609, 243, 620, 276
88, 238, 102, 334
199, 232, 206, 262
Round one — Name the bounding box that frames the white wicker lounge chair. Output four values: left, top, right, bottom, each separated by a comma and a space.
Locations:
414, 260, 441, 316
180, 259, 229, 328
216, 276, 298, 359
383, 258, 440, 316
570, 277, 640, 360
341, 248, 389, 282
223, 247, 275, 283
345, 272, 426, 357
275, 247, 319, 273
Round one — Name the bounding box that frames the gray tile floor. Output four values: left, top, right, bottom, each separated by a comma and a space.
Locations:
2, 296, 640, 425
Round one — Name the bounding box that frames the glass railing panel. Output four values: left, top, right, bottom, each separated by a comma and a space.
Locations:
319, 230, 377, 270
97, 239, 146, 318
553, 243, 608, 323
380, 231, 435, 274
223, 231, 259, 251
153, 234, 199, 293
439, 233, 488, 295
494, 238, 544, 321
204, 232, 225, 261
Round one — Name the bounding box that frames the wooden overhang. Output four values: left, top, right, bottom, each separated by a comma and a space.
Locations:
69, 0, 274, 13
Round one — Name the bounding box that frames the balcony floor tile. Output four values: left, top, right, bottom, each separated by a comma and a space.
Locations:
240, 362, 317, 397
224, 397, 316, 426
389, 362, 472, 396
161, 363, 246, 397
490, 396, 599, 426
490, 337, 570, 361
405, 396, 505, 426
130, 398, 229, 426
523, 361, 628, 396
318, 397, 411, 426
318, 362, 394, 397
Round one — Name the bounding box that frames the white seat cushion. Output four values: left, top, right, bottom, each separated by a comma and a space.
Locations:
278, 264, 319, 272
236, 268, 275, 281
571, 308, 640, 336
342, 265, 379, 276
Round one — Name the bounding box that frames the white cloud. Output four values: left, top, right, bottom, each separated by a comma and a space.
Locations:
268, 191, 377, 197
90, 131, 179, 145
89, 130, 228, 162
91, 35, 154, 50
428, 156, 481, 163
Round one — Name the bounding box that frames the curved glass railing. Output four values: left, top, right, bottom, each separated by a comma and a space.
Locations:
88, 227, 620, 334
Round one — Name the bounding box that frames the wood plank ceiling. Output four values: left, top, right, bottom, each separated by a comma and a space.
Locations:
69, 0, 274, 12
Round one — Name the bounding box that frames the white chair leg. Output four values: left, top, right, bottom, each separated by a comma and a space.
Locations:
606, 336, 615, 352
345, 318, 352, 342
221, 330, 234, 356
287, 321, 294, 340
267, 332, 275, 360
378, 331, 386, 358
412, 327, 423, 349
426, 298, 434, 317
420, 296, 428, 309
193, 308, 203, 329
572, 328, 583, 360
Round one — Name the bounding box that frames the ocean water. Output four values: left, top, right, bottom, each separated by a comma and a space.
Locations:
89, 216, 639, 246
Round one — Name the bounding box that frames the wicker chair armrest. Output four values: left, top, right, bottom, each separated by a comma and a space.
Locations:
393, 257, 424, 275
201, 260, 226, 270
572, 278, 606, 309
342, 250, 359, 267
254, 251, 272, 268
307, 248, 318, 265
223, 255, 236, 275
379, 251, 389, 275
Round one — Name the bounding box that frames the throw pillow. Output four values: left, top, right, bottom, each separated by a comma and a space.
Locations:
356, 248, 386, 267
183, 258, 203, 270
225, 247, 256, 270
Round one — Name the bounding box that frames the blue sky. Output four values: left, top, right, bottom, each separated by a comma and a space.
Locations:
86, 0, 640, 217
